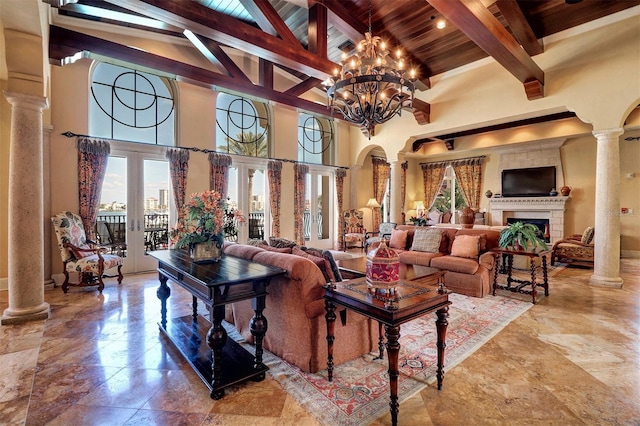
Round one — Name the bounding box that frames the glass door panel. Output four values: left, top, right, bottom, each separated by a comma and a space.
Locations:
225, 162, 268, 243
305, 172, 332, 248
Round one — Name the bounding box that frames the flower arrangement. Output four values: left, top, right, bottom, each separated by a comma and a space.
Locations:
170, 190, 245, 249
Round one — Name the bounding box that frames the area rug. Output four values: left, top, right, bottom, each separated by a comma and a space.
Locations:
229, 291, 534, 426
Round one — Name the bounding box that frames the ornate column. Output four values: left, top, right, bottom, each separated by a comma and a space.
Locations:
349, 165, 361, 209
388, 159, 403, 225
43, 125, 54, 289
1, 91, 50, 324
589, 128, 623, 288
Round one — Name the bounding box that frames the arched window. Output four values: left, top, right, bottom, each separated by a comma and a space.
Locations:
216, 93, 269, 157
89, 62, 175, 145
297, 113, 334, 165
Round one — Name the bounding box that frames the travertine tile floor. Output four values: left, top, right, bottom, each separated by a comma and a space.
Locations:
1, 259, 639, 425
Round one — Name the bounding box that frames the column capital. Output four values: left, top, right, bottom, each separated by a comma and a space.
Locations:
592, 127, 624, 139
349, 164, 361, 172
3, 91, 48, 111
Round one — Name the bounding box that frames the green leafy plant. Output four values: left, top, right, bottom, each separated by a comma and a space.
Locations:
499, 222, 548, 251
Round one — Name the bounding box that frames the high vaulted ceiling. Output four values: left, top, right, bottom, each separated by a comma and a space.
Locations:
46, 0, 639, 136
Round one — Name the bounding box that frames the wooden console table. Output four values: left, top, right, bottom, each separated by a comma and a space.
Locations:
324, 274, 450, 426
150, 250, 286, 399
490, 247, 551, 304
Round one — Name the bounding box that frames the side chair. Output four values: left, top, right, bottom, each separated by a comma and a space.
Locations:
52, 211, 124, 293
342, 209, 367, 252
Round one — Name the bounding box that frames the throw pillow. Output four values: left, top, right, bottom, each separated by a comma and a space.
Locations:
257, 243, 292, 254
269, 236, 297, 248
389, 229, 408, 249
292, 247, 334, 283
71, 244, 94, 259
410, 228, 443, 252
302, 246, 342, 282
450, 234, 481, 259
427, 210, 442, 224
581, 226, 595, 244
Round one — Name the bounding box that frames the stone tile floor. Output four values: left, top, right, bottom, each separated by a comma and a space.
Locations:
1, 259, 639, 425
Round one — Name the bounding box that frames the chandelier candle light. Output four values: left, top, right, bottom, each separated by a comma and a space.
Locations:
324, 0, 416, 137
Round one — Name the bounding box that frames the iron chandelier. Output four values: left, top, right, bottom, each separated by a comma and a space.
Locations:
324, 1, 416, 138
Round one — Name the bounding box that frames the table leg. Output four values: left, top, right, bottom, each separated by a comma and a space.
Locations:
506, 254, 514, 289
492, 254, 500, 296
542, 255, 550, 296
192, 296, 198, 322
530, 256, 538, 304
156, 273, 170, 331
373, 321, 385, 360
250, 294, 268, 380
436, 305, 449, 390
206, 303, 227, 400
385, 324, 401, 426
325, 299, 336, 382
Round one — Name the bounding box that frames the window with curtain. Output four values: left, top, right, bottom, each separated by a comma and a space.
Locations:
89, 61, 175, 146
297, 113, 334, 165
432, 166, 467, 216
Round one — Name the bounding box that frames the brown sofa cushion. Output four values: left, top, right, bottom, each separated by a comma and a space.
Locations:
398, 250, 443, 267
450, 234, 481, 259
431, 255, 480, 275
456, 229, 501, 252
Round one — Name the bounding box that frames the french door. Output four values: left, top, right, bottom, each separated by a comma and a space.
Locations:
305, 168, 334, 249
226, 158, 269, 243
99, 145, 172, 273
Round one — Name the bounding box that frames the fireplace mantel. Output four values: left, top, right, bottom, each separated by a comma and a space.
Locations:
489, 196, 569, 243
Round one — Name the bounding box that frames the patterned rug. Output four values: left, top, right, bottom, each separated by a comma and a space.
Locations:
230, 291, 535, 426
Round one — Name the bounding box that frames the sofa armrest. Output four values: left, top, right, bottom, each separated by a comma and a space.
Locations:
479, 251, 496, 270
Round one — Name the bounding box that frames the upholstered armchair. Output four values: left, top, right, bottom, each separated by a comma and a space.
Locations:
365, 222, 397, 252
551, 227, 595, 267
52, 211, 124, 293
342, 209, 367, 251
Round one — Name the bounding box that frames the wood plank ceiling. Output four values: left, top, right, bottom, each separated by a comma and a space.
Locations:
47, 0, 639, 146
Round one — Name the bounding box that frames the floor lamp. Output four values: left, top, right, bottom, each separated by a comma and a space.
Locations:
365, 198, 381, 231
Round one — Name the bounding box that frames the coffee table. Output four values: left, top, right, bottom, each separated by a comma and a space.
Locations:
490, 247, 551, 304
324, 269, 450, 426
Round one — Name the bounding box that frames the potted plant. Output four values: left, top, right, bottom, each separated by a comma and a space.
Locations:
498, 221, 548, 251
169, 190, 245, 262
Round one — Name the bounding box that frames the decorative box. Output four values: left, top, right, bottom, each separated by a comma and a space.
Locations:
366, 239, 400, 291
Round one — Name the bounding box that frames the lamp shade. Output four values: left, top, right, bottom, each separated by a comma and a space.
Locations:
366, 198, 381, 208
413, 200, 425, 210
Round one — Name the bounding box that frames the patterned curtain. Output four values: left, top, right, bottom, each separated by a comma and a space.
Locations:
372, 157, 390, 231
209, 153, 232, 197
335, 168, 347, 250
421, 162, 448, 211
451, 157, 485, 209
401, 161, 408, 221
267, 160, 282, 237
293, 163, 309, 245
77, 137, 110, 240
166, 148, 189, 221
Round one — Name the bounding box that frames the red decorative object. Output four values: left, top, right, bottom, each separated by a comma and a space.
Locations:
366, 240, 400, 291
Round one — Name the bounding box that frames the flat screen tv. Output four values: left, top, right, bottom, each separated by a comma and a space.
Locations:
501, 166, 556, 197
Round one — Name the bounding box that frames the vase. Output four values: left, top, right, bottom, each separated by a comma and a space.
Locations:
458, 206, 475, 229
190, 238, 223, 264
560, 186, 572, 196
549, 188, 558, 196
485, 190, 493, 198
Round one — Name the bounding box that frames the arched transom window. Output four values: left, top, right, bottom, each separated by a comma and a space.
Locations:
216, 93, 269, 157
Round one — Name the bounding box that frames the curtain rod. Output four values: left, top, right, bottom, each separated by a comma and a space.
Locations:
419, 155, 486, 166
61, 131, 349, 169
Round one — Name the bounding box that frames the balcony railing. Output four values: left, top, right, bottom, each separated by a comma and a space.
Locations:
96, 210, 324, 251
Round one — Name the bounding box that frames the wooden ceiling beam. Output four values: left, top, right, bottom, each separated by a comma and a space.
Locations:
308, 3, 328, 58
238, 0, 300, 47
48, 26, 336, 118
105, 0, 337, 80
411, 99, 431, 125
495, 0, 543, 56
185, 33, 252, 83
427, 0, 544, 99
284, 77, 322, 97
259, 58, 274, 89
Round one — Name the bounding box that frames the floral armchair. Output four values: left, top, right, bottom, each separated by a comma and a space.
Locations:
342, 209, 367, 251
51, 211, 124, 293
551, 227, 595, 267
365, 222, 397, 252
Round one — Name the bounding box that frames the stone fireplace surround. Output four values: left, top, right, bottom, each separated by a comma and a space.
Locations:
489, 139, 569, 244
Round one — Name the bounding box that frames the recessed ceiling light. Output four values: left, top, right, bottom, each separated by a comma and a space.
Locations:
436, 19, 446, 30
